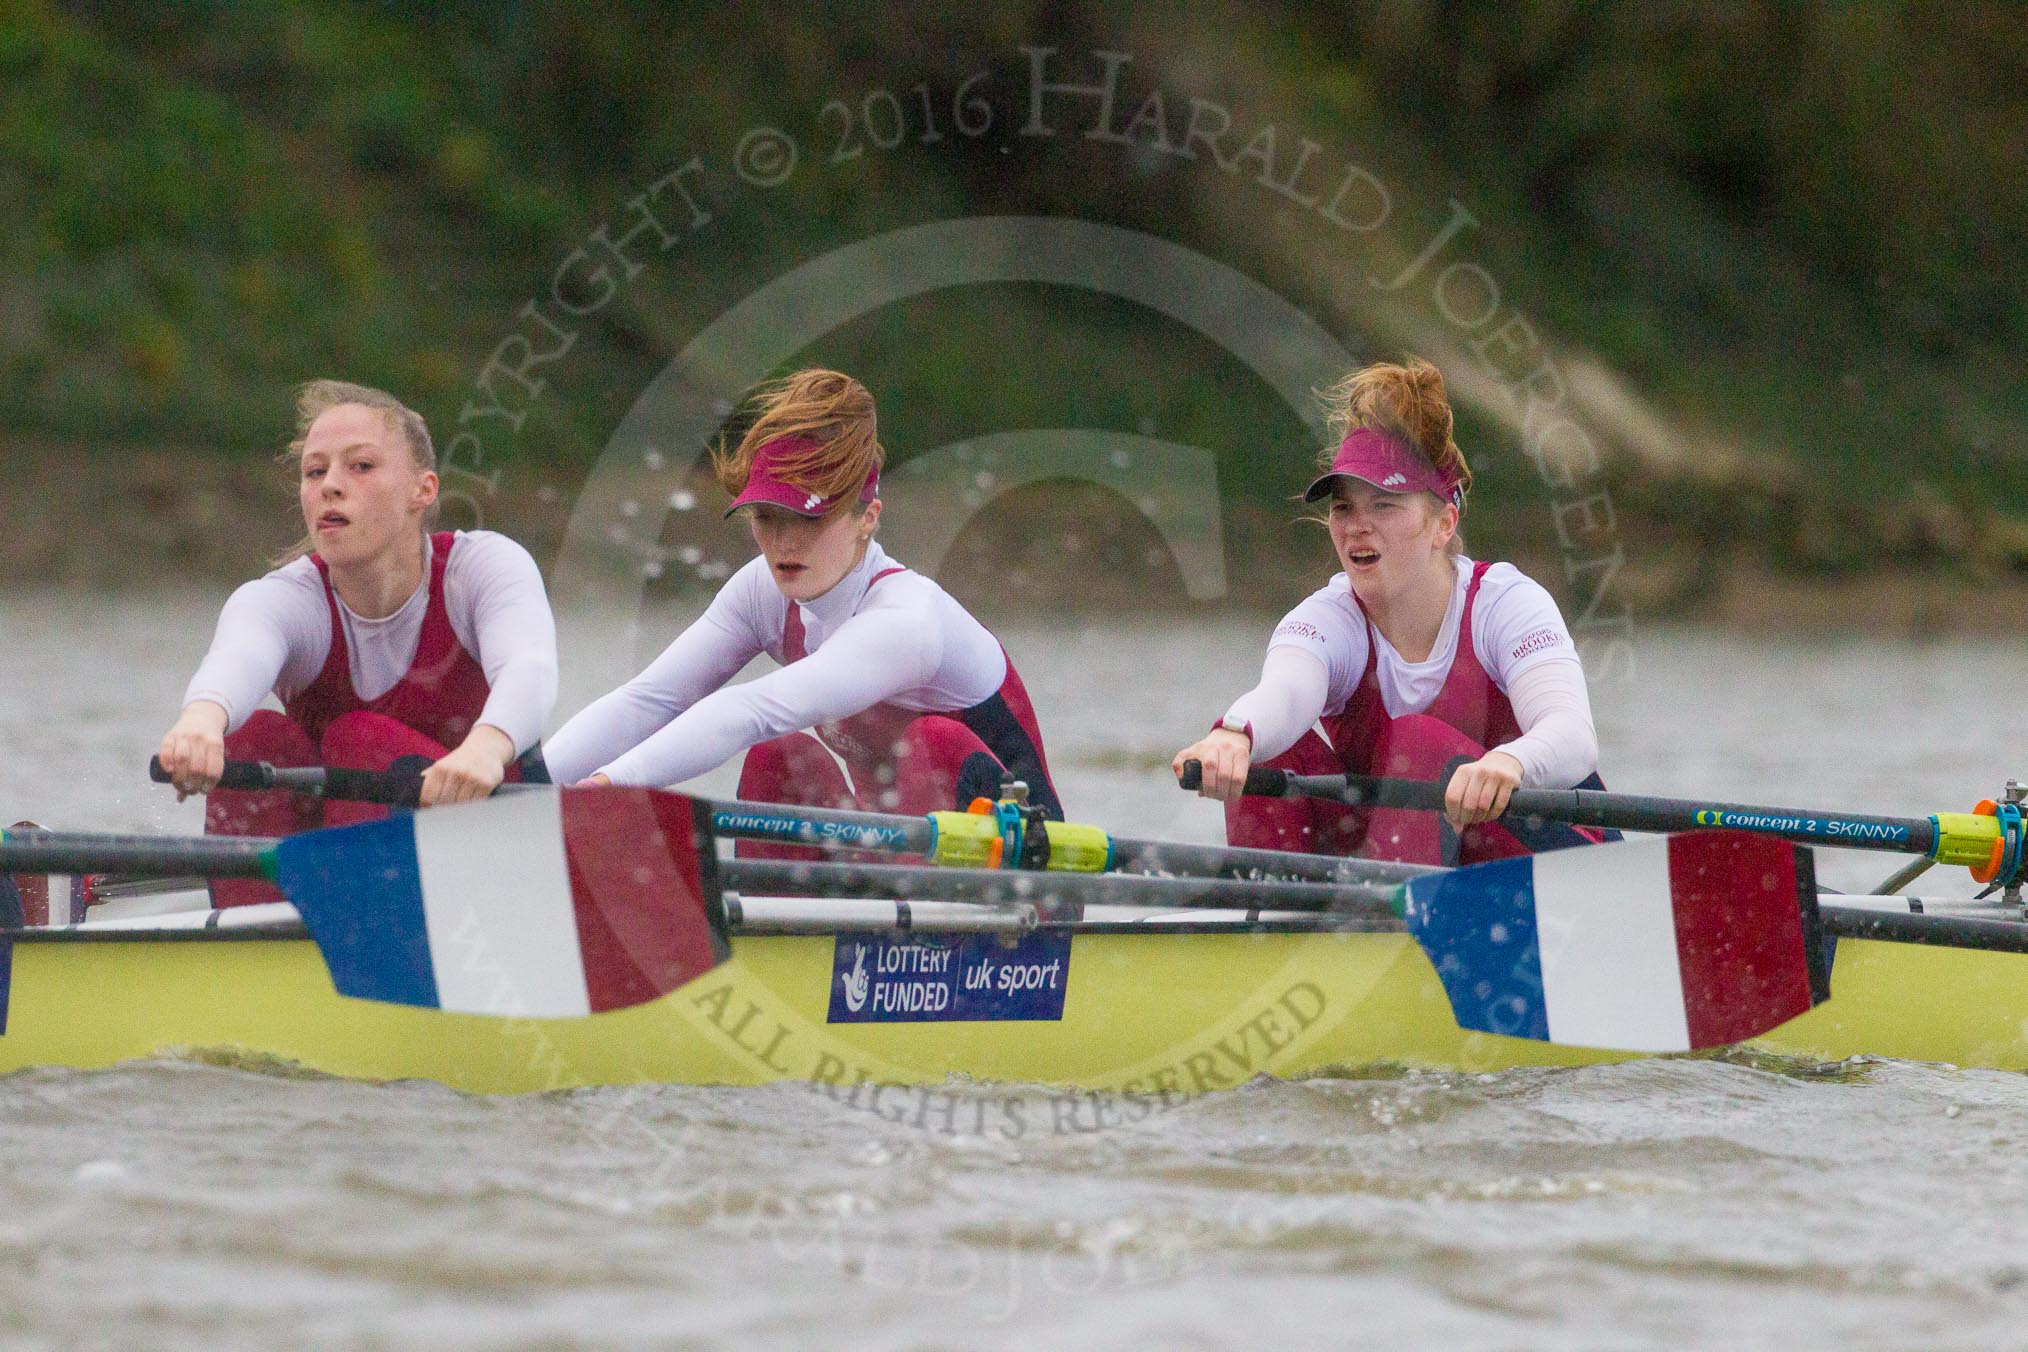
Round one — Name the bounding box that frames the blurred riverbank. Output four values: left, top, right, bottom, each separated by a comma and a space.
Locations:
8, 439, 2027, 637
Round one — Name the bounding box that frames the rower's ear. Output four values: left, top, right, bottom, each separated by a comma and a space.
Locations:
859, 497, 882, 538
1426, 496, 1457, 548
412, 468, 440, 517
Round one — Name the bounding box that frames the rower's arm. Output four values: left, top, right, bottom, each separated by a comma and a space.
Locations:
446, 533, 558, 756
595, 607, 940, 788
1220, 647, 1332, 763
543, 606, 760, 784
1500, 659, 1598, 788
1471, 568, 1596, 788
181, 571, 327, 731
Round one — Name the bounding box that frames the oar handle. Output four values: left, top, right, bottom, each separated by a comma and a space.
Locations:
1178, 760, 1445, 805
150, 756, 425, 806
1177, 759, 1292, 796
151, 755, 283, 792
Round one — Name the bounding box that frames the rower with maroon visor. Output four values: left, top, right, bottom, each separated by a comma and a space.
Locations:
1173, 357, 1613, 866
545, 369, 1062, 851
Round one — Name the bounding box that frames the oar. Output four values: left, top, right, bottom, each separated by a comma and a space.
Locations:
150, 756, 1431, 887
148, 755, 433, 807
1180, 762, 2027, 889
3, 787, 728, 1019
2, 829, 1397, 922
723, 858, 1400, 917
7, 812, 1830, 1053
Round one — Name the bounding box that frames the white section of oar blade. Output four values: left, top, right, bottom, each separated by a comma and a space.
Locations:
1531, 836, 1692, 1052
412, 793, 589, 1017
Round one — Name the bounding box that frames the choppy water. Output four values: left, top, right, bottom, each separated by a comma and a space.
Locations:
3, 588, 2026, 1349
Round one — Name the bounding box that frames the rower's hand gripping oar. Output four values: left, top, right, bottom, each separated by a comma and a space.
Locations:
6, 787, 730, 1019
1180, 761, 2028, 892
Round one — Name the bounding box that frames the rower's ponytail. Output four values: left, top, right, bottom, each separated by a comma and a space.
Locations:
713, 369, 885, 513
1317, 357, 1474, 512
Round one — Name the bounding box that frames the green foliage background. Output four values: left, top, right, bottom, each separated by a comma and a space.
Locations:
4, 0, 2024, 601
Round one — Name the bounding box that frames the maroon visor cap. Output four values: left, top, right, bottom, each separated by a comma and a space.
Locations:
1302, 428, 1464, 510
723, 436, 881, 518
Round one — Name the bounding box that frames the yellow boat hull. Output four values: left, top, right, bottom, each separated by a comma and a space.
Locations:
4, 925, 2024, 1093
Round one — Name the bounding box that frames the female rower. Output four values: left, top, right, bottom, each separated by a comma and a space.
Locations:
158, 380, 558, 904
544, 369, 1061, 847
1172, 357, 1609, 865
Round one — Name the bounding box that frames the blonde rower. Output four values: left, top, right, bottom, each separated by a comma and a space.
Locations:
158, 380, 557, 903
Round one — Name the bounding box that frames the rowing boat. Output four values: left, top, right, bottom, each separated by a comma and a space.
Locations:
7, 772, 2025, 1094
4, 886, 2025, 1095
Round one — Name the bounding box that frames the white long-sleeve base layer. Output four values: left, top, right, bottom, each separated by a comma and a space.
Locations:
180, 531, 558, 755
1221, 559, 1599, 788
543, 541, 1009, 788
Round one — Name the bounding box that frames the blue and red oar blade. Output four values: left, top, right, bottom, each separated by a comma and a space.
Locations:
274, 786, 727, 1018
1402, 830, 1828, 1052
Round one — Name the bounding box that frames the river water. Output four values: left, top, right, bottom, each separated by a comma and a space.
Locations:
3, 588, 2025, 1349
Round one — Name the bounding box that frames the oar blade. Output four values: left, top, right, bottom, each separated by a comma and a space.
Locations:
275, 786, 727, 1018
1403, 831, 1826, 1052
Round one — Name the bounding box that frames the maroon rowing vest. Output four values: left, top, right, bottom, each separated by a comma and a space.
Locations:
1320, 560, 1519, 768
287, 532, 492, 749
779, 566, 1063, 818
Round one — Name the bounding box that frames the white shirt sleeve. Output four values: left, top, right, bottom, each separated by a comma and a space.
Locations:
1473, 567, 1580, 684
182, 567, 331, 732
542, 579, 769, 785
443, 533, 558, 756
1221, 647, 1332, 764
1497, 658, 1598, 788
1217, 585, 1366, 762
597, 601, 945, 788
1468, 566, 1596, 787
